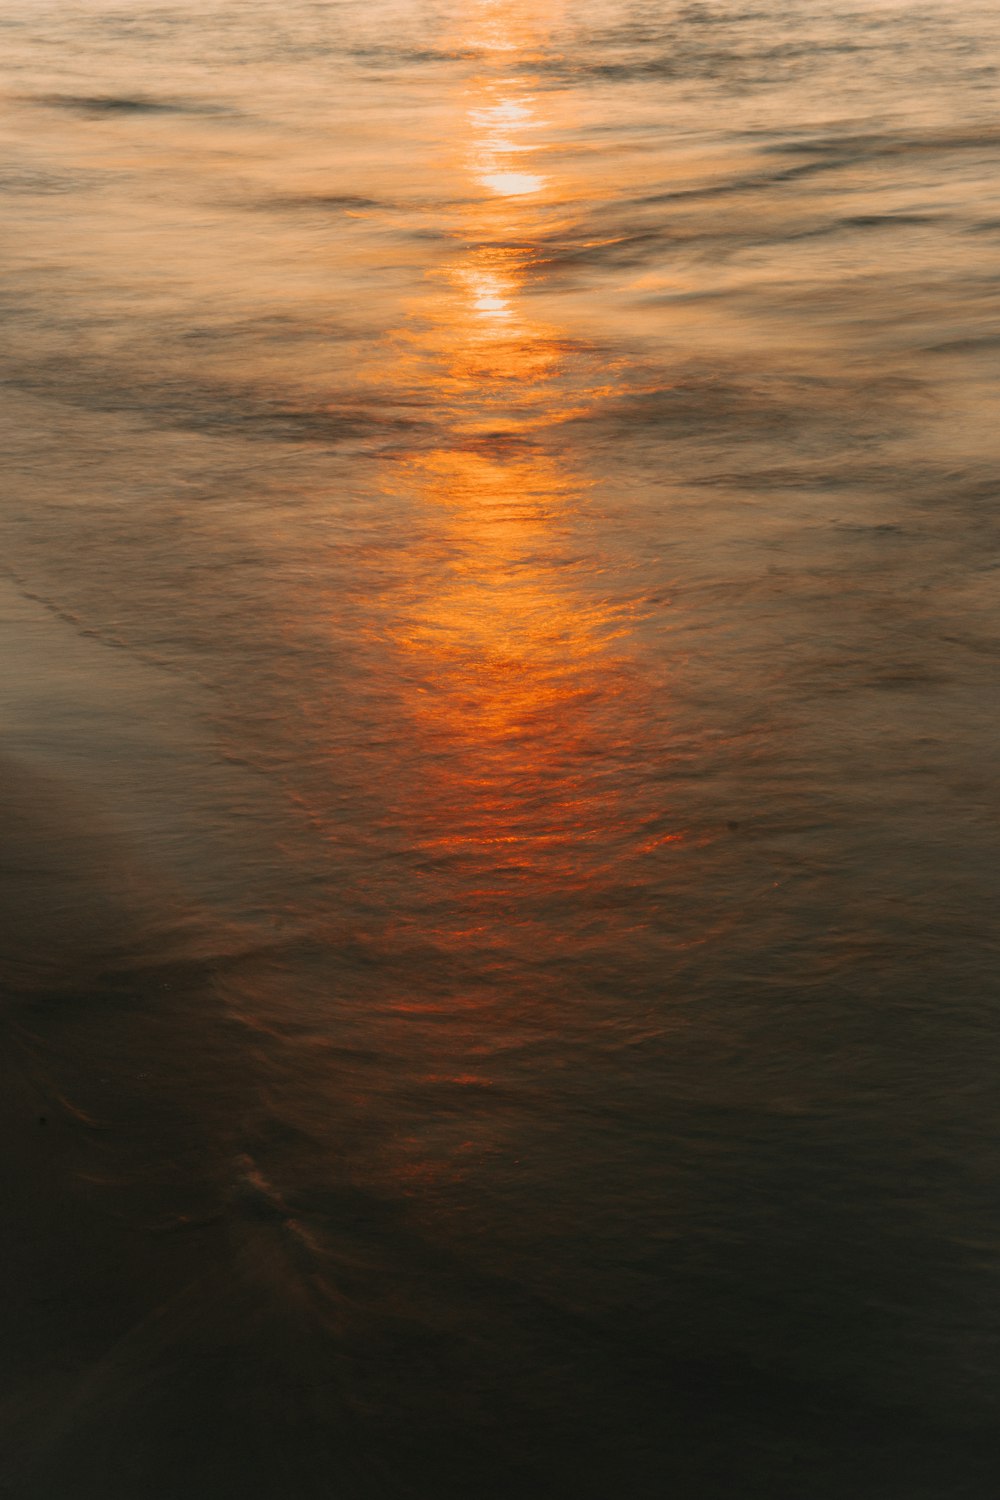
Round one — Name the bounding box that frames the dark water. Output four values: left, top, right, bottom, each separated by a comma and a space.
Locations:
2, 1, 1000, 1494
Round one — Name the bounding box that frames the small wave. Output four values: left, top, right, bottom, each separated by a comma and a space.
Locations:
0, 355, 425, 447
261, 193, 382, 213
30, 92, 228, 117
0, 167, 96, 196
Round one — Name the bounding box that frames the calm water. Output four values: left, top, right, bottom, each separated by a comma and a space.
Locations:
2, 1, 1000, 1494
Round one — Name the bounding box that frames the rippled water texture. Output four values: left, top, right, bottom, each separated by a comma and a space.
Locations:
2, 2, 1000, 1495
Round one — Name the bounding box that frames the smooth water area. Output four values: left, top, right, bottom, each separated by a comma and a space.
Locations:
2, 2, 1000, 1494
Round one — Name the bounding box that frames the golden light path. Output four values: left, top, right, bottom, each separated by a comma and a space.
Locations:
371, 0, 644, 980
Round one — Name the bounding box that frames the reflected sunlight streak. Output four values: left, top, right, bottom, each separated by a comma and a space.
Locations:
369, 0, 650, 974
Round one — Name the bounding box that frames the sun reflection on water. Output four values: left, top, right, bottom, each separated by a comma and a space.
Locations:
468, 88, 547, 199
298, 0, 675, 1144
370, 0, 653, 978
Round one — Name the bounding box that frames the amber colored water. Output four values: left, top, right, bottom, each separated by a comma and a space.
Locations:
2, 2, 1000, 1495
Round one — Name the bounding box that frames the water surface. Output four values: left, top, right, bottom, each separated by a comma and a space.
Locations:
2, 2, 1000, 1495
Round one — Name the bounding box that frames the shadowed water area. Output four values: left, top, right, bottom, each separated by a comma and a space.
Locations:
2, 1, 1000, 1495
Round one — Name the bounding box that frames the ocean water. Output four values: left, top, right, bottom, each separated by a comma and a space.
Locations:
2, 1, 1000, 1494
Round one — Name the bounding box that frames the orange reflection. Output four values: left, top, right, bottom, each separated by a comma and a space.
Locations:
371, 0, 657, 973
470, 87, 546, 200
269, 0, 687, 1206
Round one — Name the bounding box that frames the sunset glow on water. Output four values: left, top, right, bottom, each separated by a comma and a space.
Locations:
2, 1, 1000, 1495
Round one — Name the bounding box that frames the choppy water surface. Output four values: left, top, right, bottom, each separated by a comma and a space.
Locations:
2, 2, 1000, 1494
